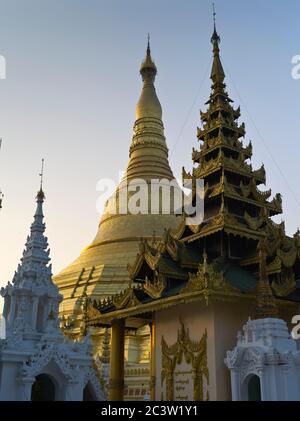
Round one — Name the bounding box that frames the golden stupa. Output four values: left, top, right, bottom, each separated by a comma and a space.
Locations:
54, 41, 180, 332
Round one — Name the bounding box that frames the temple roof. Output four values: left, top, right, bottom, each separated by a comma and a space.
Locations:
83, 23, 300, 326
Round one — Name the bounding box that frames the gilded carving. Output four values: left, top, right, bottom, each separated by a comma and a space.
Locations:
272, 269, 296, 297
112, 288, 140, 310
244, 209, 267, 231
181, 253, 237, 298
143, 274, 166, 299
252, 164, 266, 184
161, 320, 209, 401
266, 256, 281, 274
269, 193, 282, 213
85, 302, 101, 321
181, 253, 222, 293
277, 247, 297, 268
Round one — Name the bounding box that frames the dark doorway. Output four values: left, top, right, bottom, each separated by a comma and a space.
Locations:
83, 383, 95, 401
31, 374, 56, 401
248, 375, 261, 401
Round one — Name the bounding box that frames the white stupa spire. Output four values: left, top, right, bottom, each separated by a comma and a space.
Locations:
0, 164, 105, 402
1, 162, 61, 336
13, 187, 53, 288
12, 161, 55, 294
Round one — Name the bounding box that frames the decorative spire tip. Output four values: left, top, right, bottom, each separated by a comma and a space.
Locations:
140, 33, 157, 77
37, 158, 45, 200
211, 3, 220, 45
147, 33, 150, 55
213, 3, 216, 30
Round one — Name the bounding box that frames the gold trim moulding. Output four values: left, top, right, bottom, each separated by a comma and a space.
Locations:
86, 287, 257, 326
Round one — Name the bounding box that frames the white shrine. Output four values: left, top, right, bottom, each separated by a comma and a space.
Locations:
225, 317, 300, 401
0, 185, 105, 401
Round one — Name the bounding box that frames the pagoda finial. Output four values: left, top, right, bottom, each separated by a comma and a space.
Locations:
210, 4, 225, 85
140, 34, 157, 79
211, 3, 220, 45
136, 35, 162, 120
39, 158, 44, 191
213, 3, 216, 32
147, 33, 151, 56
37, 158, 45, 201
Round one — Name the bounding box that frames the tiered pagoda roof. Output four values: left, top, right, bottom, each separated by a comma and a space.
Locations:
85, 25, 300, 326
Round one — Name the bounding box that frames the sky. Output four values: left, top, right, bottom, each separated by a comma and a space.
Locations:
0, 0, 300, 299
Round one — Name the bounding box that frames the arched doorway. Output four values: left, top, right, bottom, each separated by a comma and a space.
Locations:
247, 375, 261, 401
31, 374, 56, 401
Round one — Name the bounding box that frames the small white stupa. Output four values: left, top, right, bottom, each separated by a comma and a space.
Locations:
225, 317, 300, 401
0, 172, 105, 401
225, 240, 300, 401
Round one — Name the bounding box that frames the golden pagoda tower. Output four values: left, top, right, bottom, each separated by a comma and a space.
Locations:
54, 39, 181, 398
87, 20, 300, 401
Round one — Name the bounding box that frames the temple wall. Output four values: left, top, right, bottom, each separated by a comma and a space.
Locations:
154, 299, 253, 401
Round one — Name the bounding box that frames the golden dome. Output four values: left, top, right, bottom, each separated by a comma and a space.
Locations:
54, 40, 181, 316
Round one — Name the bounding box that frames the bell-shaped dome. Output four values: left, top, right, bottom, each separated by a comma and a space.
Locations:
54, 41, 181, 316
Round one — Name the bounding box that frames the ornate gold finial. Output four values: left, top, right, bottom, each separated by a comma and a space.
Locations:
136, 35, 162, 120
211, 3, 220, 45
255, 238, 278, 319
140, 34, 157, 77
210, 4, 225, 85
37, 158, 45, 200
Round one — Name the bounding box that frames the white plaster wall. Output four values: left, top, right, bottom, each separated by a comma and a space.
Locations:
0, 360, 20, 400
154, 299, 253, 401
213, 301, 253, 400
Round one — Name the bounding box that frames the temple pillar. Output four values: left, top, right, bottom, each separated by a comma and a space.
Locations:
230, 369, 240, 401
150, 318, 156, 401
108, 319, 125, 401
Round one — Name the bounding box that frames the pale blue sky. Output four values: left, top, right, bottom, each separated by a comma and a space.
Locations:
0, 0, 300, 293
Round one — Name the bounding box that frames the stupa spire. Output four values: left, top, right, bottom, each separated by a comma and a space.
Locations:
146, 33, 151, 58
38, 157, 44, 197
210, 4, 225, 85
140, 34, 157, 80
127, 35, 174, 180
135, 35, 162, 120
12, 161, 53, 289
54, 37, 180, 309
